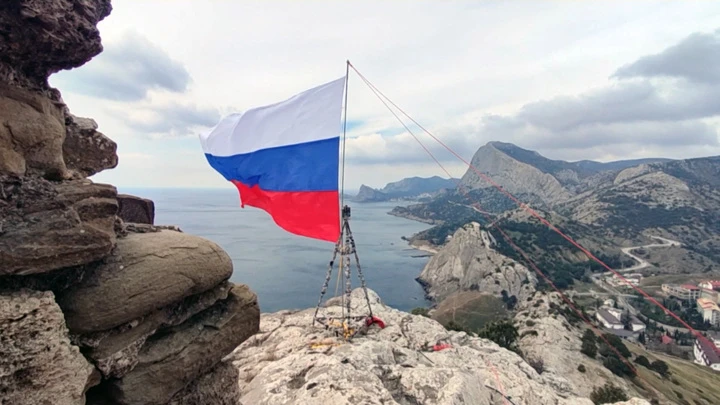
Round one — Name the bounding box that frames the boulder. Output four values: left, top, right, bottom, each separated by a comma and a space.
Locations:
0, 289, 97, 405
0, 175, 117, 276
97, 284, 260, 405
63, 114, 118, 178
0, 0, 112, 90
57, 230, 234, 333
0, 83, 68, 178
117, 194, 155, 224
167, 360, 242, 405
78, 281, 234, 379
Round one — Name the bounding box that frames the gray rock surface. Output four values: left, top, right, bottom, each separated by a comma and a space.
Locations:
76, 281, 234, 379
229, 288, 647, 405
418, 222, 537, 303
0, 289, 97, 405
57, 229, 234, 333
0, 0, 112, 90
168, 360, 242, 405
117, 193, 155, 224
63, 114, 118, 178
96, 284, 260, 405
0, 175, 117, 276
0, 83, 68, 178
459, 142, 571, 205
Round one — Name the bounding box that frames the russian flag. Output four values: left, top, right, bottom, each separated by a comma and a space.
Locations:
199, 77, 346, 242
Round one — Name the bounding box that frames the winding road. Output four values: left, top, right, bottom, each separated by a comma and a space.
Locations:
588, 235, 690, 333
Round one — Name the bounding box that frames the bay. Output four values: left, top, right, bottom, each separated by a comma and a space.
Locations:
120, 187, 432, 313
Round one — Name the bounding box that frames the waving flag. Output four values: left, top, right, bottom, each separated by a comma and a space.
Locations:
199, 77, 345, 242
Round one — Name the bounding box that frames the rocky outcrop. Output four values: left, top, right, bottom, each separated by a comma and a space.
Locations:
228, 288, 648, 405
64, 114, 118, 178
515, 292, 640, 399
353, 184, 388, 202
0, 289, 98, 405
418, 222, 537, 303
58, 230, 234, 333
459, 142, 571, 205
0, 0, 112, 90
117, 194, 155, 224
0, 175, 118, 276
0, 2, 260, 405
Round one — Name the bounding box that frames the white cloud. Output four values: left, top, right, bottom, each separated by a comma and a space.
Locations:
49, 0, 720, 189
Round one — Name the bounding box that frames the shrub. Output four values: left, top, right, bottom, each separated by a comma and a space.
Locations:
525, 320, 536, 327
581, 339, 597, 358
590, 382, 629, 404
411, 307, 430, 317
635, 355, 651, 368
651, 360, 670, 377
577, 364, 586, 373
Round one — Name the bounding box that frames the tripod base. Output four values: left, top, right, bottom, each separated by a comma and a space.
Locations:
311, 205, 378, 340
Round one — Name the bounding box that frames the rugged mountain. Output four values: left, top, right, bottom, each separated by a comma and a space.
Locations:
227, 288, 650, 405
354, 176, 457, 202
558, 156, 720, 267
417, 222, 537, 304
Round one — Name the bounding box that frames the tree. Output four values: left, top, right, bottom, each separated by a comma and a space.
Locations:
477, 320, 520, 354
581, 339, 598, 358
650, 360, 670, 377
638, 332, 646, 345
621, 310, 632, 330
590, 382, 629, 404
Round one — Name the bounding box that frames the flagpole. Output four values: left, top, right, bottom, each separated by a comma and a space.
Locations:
340, 60, 350, 224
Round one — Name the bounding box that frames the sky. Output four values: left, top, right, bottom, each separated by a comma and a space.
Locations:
49, 1, 720, 191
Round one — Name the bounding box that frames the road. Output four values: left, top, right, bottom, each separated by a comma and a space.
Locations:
588, 235, 690, 333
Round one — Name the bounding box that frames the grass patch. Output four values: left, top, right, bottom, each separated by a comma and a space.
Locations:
626, 341, 720, 404
432, 291, 509, 332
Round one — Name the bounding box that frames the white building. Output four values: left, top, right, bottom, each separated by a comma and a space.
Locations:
694, 337, 720, 371
629, 316, 646, 332
596, 307, 623, 330
696, 298, 720, 327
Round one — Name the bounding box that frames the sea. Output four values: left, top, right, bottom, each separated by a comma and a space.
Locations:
120, 188, 433, 313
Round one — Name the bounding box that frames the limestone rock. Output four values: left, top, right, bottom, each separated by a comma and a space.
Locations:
57, 229, 234, 333
0, 83, 68, 178
0, 175, 117, 276
418, 222, 537, 303
63, 114, 118, 178
515, 292, 641, 399
0, 289, 97, 405
97, 284, 260, 405
0, 0, 112, 90
459, 142, 572, 205
229, 288, 642, 405
78, 282, 233, 379
168, 360, 242, 405
117, 194, 155, 224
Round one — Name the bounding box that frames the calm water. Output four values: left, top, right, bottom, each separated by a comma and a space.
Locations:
120, 188, 432, 313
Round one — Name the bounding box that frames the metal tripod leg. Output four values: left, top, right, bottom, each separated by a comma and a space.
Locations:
312, 237, 341, 326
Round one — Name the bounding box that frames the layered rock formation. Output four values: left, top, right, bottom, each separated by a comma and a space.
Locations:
228, 288, 650, 405
418, 222, 537, 303
0, 1, 260, 404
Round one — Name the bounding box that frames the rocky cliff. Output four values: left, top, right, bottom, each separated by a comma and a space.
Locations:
227, 288, 650, 405
0, 2, 259, 404
418, 222, 537, 304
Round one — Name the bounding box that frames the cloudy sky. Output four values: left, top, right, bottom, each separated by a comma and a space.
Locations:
50, 1, 720, 191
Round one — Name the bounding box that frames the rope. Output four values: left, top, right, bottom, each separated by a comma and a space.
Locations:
349, 65, 667, 398
348, 62, 720, 358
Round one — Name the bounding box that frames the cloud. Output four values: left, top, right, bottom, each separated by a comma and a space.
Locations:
121, 103, 221, 138
612, 29, 720, 84
52, 31, 191, 101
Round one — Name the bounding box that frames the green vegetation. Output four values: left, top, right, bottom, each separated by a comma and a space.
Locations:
632, 296, 711, 331
590, 382, 629, 404
577, 364, 586, 373
411, 307, 430, 317
581, 330, 598, 358
442, 318, 521, 356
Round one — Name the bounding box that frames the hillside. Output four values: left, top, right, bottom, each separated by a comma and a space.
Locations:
396, 142, 720, 282
353, 176, 457, 202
